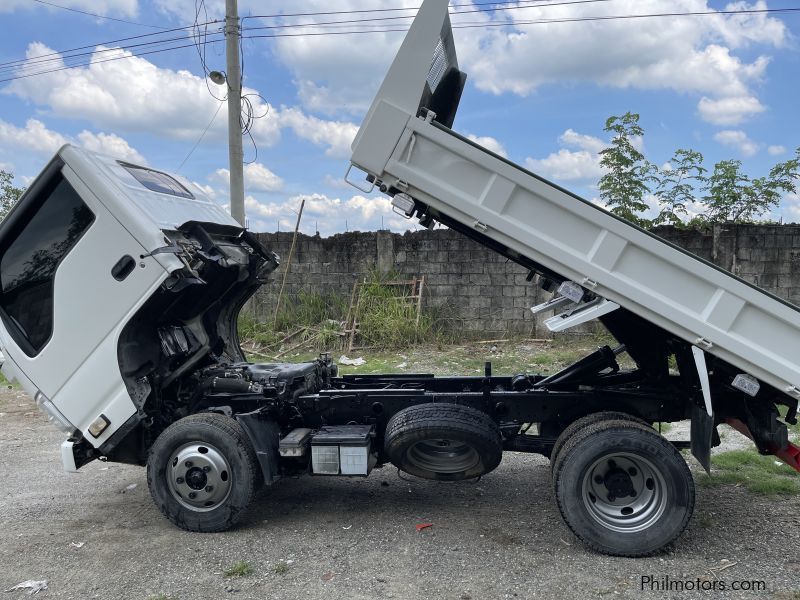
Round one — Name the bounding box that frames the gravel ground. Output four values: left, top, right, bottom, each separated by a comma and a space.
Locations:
1, 388, 799, 600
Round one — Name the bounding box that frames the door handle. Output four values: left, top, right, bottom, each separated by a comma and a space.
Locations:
111, 255, 136, 281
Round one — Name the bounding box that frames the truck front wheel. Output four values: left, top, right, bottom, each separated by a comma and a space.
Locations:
553, 418, 694, 557
147, 413, 261, 532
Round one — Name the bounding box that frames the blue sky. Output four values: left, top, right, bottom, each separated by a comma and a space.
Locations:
0, 0, 798, 234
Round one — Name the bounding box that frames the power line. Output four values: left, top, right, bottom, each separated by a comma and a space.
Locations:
0, 21, 220, 71
242, 0, 614, 32
176, 100, 226, 172
244, 0, 567, 20
1, 5, 798, 85
0, 41, 201, 83
2, 0, 561, 71
240, 6, 800, 39
0, 31, 225, 75
29, 0, 166, 29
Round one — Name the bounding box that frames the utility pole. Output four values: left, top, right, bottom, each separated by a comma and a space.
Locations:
225, 0, 245, 226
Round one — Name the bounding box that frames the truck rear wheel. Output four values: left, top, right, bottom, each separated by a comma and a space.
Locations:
384, 404, 503, 481
147, 413, 260, 532
553, 418, 694, 557
550, 410, 649, 473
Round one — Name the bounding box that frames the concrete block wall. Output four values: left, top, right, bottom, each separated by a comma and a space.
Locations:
249, 224, 800, 336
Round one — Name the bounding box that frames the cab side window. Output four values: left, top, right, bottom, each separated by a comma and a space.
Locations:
0, 173, 95, 355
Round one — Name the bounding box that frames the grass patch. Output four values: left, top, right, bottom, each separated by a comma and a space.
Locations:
223, 561, 253, 578
273, 562, 289, 575
148, 595, 175, 600
699, 449, 800, 495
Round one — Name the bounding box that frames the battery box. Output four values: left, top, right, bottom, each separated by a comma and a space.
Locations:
310, 425, 375, 476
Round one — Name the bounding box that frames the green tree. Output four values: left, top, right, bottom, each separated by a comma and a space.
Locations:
653, 149, 706, 226
0, 170, 25, 220
702, 151, 799, 223
598, 112, 657, 227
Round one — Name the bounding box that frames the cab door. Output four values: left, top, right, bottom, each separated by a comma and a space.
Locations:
0, 158, 167, 443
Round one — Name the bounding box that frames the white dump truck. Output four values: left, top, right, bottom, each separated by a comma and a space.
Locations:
0, 0, 797, 557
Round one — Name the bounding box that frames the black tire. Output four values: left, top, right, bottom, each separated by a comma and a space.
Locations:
147, 413, 261, 532
553, 419, 694, 557
550, 411, 649, 473
384, 404, 503, 481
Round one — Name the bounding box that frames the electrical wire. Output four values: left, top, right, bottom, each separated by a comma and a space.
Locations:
242, 0, 615, 32
1, 5, 798, 85
239, 6, 800, 41
176, 100, 226, 172
0, 21, 220, 71
244, 0, 579, 20
240, 93, 270, 164
0, 41, 202, 84
29, 0, 167, 29
0, 31, 225, 75
192, 0, 228, 102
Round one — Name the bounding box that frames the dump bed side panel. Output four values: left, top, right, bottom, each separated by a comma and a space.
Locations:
349, 0, 800, 400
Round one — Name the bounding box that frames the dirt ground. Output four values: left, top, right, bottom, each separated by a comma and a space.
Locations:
1, 387, 799, 600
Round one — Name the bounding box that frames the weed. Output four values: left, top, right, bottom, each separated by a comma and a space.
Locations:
699, 449, 800, 495
223, 561, 253, 578
273, 562, 289, 575
697, 513, 713, 528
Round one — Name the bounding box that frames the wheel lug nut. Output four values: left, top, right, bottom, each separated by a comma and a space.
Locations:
607, 494, 616, 502
203, 466, 211, 472
188, 492, 197, 499
594, 475, 604, 484
205, 486, 214, 493
185, 461, 193, 468
628, 467, 637, 476
176, 477, 184, 484
630, 491, 637, 497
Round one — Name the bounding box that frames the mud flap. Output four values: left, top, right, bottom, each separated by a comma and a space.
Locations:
235, 411, 281, 485
690, 403, 715, 473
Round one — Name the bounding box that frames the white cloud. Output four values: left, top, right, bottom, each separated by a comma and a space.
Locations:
524, 129, 606, 182
559, 129, 606, 155
713, 129, 759, 157
279, 107, 358, 159
768, 145, 787, 156
466, 135, 508, 158
0, 118, 146, 164
213, 162, 284, 193
243, 191, 409, 235
268, 0, 419, 115
0, 0, 138, 16
460, 0, 782, 126
697, 95, 766, 125
781, 192, 800, 223
0, 118, 67, 154
76, 130, 145, 163
6, 43, 357, 159
323, 174, 352, 189
263, 0, 784, 126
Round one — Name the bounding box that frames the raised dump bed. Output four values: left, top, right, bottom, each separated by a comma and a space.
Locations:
350, 0, 800, 408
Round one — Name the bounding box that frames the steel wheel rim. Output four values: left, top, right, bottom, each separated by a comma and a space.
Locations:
406, 438, 481, 474
166, 442, 233, 512
581, 452, 668, 533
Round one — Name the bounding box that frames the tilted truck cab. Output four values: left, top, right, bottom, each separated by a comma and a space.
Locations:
1, 0, 798, 557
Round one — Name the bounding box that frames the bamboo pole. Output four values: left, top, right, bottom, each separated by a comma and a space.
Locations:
272, 199, 306, 330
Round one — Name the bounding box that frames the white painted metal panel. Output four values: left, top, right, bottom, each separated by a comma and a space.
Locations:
350, 0, 800, 400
